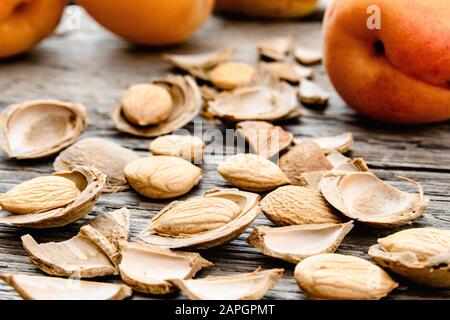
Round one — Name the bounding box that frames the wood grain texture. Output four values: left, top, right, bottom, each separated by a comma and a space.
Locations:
0, 6, 449, 300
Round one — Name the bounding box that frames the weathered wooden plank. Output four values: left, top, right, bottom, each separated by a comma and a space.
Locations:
0, 7, 449, 300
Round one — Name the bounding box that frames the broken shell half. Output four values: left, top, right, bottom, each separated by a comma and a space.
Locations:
112, 75, 202, 137
54, 137, 140, 193
295, 132, 353, 154
0, 100, 87, 160
0, 274, 132, 300
170, 268, 283, 300
218, 153, 290, 192
138, 188, 261, 249
320, 172, 428, 227
248, 222, 353, 264
368, 228, 450, 288
163, 49, 235, 80
118, 242, 212, 295
236, 121, 293, 159
21, 208, 130, 278
279, 140, 333, 186
207, 80, 300, 122
294, 254, 398, 300
298, 79, 330, 107
294, 47, 322, 65
124, 156, 202, 199
258, 62, 313, 84
326, 152, 369, 172
0, 166, 106, 228
258, 36, 292, 61
149, 134, 205, 162
261, 185, 342, 226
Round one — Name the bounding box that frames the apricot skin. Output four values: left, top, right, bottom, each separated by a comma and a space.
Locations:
77, 0, 215, 46
0, 0, 66, 59
323, 0, 450, 124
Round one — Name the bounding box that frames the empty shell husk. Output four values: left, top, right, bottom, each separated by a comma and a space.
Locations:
138, 188, 261, 249
21, 207, 130, 278
54, 137, 140, 193
0, 274, 132, 300
163, 49, 235, 80
248, 222, 354, 263
0, 166, 106, 228
170, 268, 283, 300
320, 171, 428, 227
236, 121, 293, 158
258, 36, 292, 61
258, 62, 313, 83
112, 75, 202, 137
368, 228, 450, 288
295, 132, 354, 154
207, 79, 300, 122
0, 100, 87, 159
118, 242, 212, 295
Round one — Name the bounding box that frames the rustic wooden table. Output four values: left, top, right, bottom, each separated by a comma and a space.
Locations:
0, 6, 449, 300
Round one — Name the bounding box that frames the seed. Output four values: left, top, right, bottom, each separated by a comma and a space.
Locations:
209, 62, 255, 90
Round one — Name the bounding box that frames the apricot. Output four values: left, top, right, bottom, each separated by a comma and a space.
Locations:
324, 0, 450, 124
215, 0, 319, 19
0, 0, 65, 59
77, 0, 215, 46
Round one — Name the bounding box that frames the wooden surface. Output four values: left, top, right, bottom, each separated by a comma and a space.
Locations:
0, 6, 449, 300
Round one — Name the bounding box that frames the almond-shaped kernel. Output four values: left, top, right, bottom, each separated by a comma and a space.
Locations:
124, 156, 202, 199
149, 197, 241, 236
218, 153, 290, 192
279, 140, 333, 186
209, 62, 255, 90
295, 254, 398, 300
0, 176, 80, 215
149, 134, 205, 162
261, 185, 341, 226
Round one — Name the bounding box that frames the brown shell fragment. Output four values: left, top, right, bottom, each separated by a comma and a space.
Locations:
124, 156, 202, 199
294, 254, 398, 300
261, 185, 342, 226
294, 47, 322, 65
295, 132, 353, 154
21, 208, 130, 277
248, 222, 354, 263
112, 75, 202, 137
0, 274, 132, 300
258, 62, 313, 83
149, 134, 205, 162
0, 166, 106, 228
218, 153, 290, 192
298, 80, 330, 107
207, 79, 300, 122
138, 188, 261, 249
236, 121, 293, 158
170, 268, 283, 300
326, 152, 369, 172
258, 36, 292, 61
163, 49, 236, 80
0, 100, 87, 160
118, 242, 213, 295
320, 172, 428, 227
278, 140, 333, 186
369, 228, 450, 288
54, 137, 140, 193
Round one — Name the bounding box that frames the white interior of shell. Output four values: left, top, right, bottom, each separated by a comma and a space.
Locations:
208, 82, 298, 121
0, 101, 86, 159
0, 274, 131, 300
171, 269, 282, 300
120, 248, 193, 284
296, 133, 353, 154
320, 172, 427, 225
163, 49, 235, 70
252, 222, 353, 259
